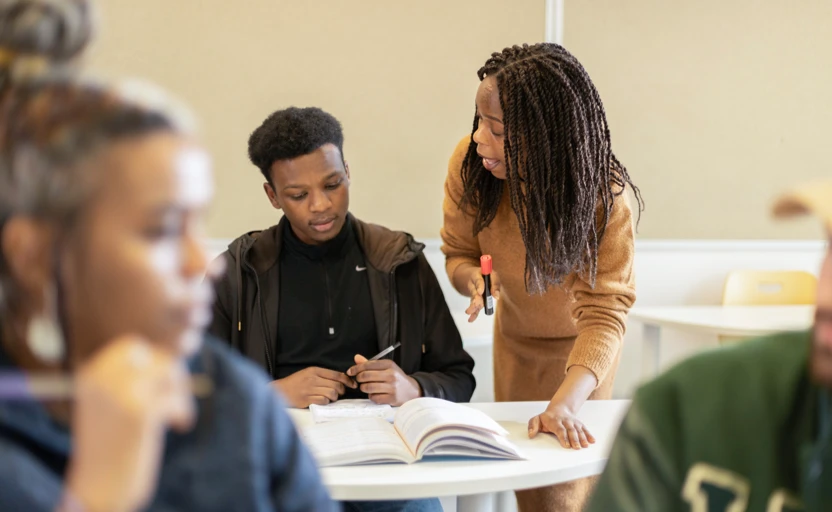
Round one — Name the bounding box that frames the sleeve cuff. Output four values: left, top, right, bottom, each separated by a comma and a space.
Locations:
445, 255, 479, 285
565, 332, 621, 387
410, 372, 444, 400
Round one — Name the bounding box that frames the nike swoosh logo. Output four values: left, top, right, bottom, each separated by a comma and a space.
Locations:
356, 266, 367, 272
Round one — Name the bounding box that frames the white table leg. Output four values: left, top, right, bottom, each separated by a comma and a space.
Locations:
457, 492, 494, 512
641, 324, 661, 380
496, 490, 517, 511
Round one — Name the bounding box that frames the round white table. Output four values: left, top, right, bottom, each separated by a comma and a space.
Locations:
290, 400, 630, 511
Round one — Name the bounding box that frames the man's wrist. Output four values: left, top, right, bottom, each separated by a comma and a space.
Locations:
407, 376, 424, 398
270, 379, 300, 408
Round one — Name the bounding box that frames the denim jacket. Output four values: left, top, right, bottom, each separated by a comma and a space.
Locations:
0, 335, 338, 511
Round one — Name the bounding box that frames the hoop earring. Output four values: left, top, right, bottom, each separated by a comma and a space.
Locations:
26, 283, 65, 363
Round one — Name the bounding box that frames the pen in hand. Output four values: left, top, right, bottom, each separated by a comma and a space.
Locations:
369, 342, 401, 361
345, 342, 402, 387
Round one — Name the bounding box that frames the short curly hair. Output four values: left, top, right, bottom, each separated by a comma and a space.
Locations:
248, 106, 345, 183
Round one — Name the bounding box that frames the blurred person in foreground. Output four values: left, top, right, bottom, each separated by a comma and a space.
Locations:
0, 1, 335, 510
587, 182, 832, 511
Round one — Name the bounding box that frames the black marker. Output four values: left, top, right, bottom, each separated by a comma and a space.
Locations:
481, 255, 494, 316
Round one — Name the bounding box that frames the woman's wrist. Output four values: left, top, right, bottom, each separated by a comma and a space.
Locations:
548, 365, 598, 414
451, 261, 479, 294
64, 468, 131, 512
56, 491, 86, 512
62, 480, 103, 512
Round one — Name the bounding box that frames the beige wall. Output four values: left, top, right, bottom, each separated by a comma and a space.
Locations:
87, 0, 543, 240
89, 1, 831, 241
565, 0, 832, 239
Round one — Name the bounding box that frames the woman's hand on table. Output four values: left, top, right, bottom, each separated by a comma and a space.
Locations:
528, 365, 599, 449
528, 403, 595, 449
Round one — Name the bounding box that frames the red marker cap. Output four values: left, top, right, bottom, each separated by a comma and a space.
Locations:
480, 255, 492, 275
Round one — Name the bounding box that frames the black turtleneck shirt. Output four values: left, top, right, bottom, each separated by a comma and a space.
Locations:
276, 217, 378, 398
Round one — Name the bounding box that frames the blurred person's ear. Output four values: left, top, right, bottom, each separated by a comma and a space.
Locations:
1, 217, 54, 304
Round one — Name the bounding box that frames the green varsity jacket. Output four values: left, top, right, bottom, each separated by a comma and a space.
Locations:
587, 331, 831, 512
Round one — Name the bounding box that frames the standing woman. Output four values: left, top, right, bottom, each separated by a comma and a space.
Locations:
441, 43, 643, 511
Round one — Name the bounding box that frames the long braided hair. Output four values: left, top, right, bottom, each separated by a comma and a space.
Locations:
459, 43, 643, 294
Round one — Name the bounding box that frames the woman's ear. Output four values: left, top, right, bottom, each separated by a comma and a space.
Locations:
1, 217, 54, 300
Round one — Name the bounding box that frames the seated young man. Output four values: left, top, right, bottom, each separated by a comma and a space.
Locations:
586, 182, 832, 511
209, 106, 475, 410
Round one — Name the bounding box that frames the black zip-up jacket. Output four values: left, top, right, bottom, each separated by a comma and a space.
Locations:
208, 214, 475, 403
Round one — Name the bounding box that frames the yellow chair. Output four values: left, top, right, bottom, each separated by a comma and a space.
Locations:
721, 270, 817, 306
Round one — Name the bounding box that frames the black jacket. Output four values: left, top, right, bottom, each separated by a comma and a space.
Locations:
209, 214, 475, 403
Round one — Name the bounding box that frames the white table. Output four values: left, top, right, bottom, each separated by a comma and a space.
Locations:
630, 305, 814, 378
290, 400, 630, 512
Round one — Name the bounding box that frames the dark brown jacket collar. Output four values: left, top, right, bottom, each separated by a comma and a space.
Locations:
228, 213, 424, 276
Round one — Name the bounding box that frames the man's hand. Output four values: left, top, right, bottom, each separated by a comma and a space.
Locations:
273, 367, 356, 408
347, 354, 422, 406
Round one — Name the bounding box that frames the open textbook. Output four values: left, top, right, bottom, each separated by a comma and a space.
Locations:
309, 399, 394, 423
302, 397, 525, 467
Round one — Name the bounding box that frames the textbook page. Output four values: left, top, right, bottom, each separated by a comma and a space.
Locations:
309, 399, 394, 423
393, 397, 512, 456
302, 416, 414, 467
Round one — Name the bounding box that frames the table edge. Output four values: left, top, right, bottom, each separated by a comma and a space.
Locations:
631, 314, 806, 338
324, 460, 606, 501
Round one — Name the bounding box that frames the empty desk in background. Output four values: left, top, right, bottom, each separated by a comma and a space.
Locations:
290, 400, 630, 512
631, 305, 814, 378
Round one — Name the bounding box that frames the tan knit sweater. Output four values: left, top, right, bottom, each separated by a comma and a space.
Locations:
440, 137, 636, 384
